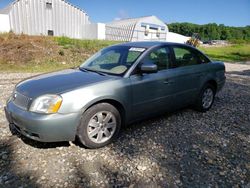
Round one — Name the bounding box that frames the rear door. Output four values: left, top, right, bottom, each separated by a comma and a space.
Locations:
169, 45, 208, 108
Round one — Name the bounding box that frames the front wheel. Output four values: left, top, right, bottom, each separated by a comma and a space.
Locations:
77, 103, 121, 149
194, 83, 216, 112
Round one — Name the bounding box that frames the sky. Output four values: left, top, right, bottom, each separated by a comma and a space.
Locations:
0, 0, 249, 27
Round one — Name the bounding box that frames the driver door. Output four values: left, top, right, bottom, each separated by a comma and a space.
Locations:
130, 46, 175, 120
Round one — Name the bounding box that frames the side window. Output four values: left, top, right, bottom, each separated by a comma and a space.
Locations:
196, 51, 211, 64
126, 51, 141, 65
143, 47, 171, 71
173, 47, 199, 67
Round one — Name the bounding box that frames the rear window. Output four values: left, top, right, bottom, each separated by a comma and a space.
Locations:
173, 47, 199, 67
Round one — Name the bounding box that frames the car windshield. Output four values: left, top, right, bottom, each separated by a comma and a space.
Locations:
80, 46, 146, 75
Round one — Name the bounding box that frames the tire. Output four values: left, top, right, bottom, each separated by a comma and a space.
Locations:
194, 83, 216, 112
77, 103, 121, 149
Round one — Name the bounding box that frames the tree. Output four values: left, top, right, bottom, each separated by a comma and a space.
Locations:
168, 22, 250, 41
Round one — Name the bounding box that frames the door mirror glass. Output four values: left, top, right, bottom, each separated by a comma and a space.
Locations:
140, 63, 158, 73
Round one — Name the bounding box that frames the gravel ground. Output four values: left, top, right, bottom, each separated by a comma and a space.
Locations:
0, 63, 249, 188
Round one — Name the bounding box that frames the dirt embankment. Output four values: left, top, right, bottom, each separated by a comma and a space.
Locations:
0, 33, 90, 66
0, 33, 58, 64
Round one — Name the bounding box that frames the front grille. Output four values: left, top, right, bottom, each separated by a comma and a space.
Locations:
13, 92, 31, 110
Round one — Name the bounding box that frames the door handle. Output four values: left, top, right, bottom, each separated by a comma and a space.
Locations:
164, 80, 174, 84
196, 73, 205, 77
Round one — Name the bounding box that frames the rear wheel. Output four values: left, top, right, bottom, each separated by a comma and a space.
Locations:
77, 103, 121, 149
194, 83, 216, 112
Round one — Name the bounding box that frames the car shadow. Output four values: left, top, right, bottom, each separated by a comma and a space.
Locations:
0, 140, 40, 187
14, 106, 190, 150
12, 95, 225, 150
16, 133, 70, 149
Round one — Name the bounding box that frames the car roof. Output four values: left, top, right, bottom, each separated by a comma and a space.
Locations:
111, 41, 210, 61
116, 41, 192, 49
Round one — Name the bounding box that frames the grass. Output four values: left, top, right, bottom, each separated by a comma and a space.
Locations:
55, 36, 119, 52
0, 34, 119, 72
0, 60, 79, 73
199, 44, 250, 63
0, 33, 250, 73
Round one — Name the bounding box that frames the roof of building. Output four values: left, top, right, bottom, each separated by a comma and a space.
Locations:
107, 15, 154, 24
0, 0, 88, 16
106, 15, 168, 36
106, 15, 165, 26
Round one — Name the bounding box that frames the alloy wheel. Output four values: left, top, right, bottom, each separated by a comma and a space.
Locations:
202, 88, 214, 109
87, 111, 117, 144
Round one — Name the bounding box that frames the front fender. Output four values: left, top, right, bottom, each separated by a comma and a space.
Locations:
58, 79, 131, 113
78, 96, 128, 115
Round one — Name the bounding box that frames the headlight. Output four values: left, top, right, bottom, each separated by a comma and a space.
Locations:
29, 95, 62, 114
7, 90, 15, 103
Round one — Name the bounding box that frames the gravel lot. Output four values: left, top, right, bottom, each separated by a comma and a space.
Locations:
0, 63, 249, 188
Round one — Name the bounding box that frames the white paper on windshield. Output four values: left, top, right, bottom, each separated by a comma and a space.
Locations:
129, 47, 146, 52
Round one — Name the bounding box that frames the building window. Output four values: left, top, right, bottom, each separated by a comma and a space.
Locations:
46, 2, 52, 9
48, 30, 54, 36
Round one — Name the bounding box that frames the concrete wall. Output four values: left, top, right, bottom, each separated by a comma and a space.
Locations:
166, 32, 190, 44
0, 14, 10, 32
96, 23, 106, 40
83, 23, 106, 40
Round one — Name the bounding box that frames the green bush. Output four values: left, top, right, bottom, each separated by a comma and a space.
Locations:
55, 36, 119, 52
58, 49, 64, 56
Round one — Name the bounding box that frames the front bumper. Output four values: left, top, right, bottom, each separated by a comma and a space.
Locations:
4, 101, 80, 142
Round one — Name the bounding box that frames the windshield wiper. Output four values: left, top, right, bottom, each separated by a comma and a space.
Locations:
79, 67, 107, 76
79, 67, 89, 72
90, 70, 107, 76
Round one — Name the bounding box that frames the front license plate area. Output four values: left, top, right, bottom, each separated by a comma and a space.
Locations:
4, 107, 14, 124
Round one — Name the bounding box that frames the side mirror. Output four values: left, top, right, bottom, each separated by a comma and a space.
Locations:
140, 63, 158, 73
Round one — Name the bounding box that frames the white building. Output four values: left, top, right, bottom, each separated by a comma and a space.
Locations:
0, 0, 90, 39
106, 16, 168, 42
105, 15, 190, 43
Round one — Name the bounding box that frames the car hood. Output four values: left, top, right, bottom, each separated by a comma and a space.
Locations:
16, 69, 115, 98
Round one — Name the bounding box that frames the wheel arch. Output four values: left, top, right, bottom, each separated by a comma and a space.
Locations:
205, 79, 217, 92
82, 98, 127, 127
